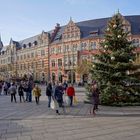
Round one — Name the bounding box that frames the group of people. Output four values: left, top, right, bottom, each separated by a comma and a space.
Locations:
46, 81, 75, 114
0, 80, 35, 103
0, 79, 100, 116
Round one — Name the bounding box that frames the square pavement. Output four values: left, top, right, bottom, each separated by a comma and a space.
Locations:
0, 86, 140, 140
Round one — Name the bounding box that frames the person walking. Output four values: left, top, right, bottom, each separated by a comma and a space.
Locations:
27, 80, 33, 102
32, 84, 41, 105
3, 82, 8, 95
8, 83, 17, 103
0, 81, 2, 95
51, 82, 60, 115
24, 82, 29, 102
46, 81, 52, 107
54, 82, 65, 114
90, 82, 100, 116
18, 83, 25, 102
66, 84, 75, 106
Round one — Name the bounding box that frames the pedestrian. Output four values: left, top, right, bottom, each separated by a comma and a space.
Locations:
46, 81, 52, 107
66, 84, 75, 106
18, 83, 25, 102
3, 82, 8, 95
24, 82, 29, 102
27, 80, 34, 102
54, 82, 65, 114
32, 84, 41, 105
0, 81, 2, 95
90, 82, 100, 116
8, 82, 17, 103
51, 81, 60, 115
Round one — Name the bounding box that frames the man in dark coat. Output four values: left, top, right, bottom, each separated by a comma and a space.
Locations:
46, 82, 52, 107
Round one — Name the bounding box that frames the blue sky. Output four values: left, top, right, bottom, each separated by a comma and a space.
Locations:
0, 0, 140, 45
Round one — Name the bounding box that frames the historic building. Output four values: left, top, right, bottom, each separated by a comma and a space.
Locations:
0, 13, 140, 83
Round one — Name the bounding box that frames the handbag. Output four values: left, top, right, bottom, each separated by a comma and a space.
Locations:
73, 96, 78, 104
51, 99, 55, 110
65, 96, 71, 105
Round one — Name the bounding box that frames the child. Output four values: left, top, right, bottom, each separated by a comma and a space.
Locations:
32, 84, 41, 105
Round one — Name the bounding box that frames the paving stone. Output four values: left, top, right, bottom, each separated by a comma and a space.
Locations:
18, 136, 31, 140
0, 86, 140, 140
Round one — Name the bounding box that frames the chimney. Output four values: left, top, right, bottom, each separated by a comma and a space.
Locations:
56, 23, 60, 28
51, 23, 60, 42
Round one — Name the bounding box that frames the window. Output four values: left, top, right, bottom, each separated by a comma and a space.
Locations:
41, 50, 45, 56
31, 52, 34, 58
64, 57, 68, 66
24, 63, 26, 69
36, 62, 38, 68
31, 62, 34, 68
20, 55, 23, 60
58, 46, 61, 53
34, 41, 38, 46
42, 60, 44, 68
24, 54, 26, 59
73, 44, 77, 51
23, 44, 26, 48
17, 56, 19, 61
66, 45, 69, 52
58, 59, 62, 67
71, 34, 74, 38
51, 60, 55, 67
28, 43, 32, 47
76, 32, 79, 37
27, 53, 30, 58
20, 64, 22, 70
81, 42, 86, 50
93, 42, 96, 49
27, 63, 30, 69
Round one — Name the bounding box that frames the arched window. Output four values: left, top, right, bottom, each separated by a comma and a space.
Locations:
58, 72, 63, 82
52, 73, 55, 81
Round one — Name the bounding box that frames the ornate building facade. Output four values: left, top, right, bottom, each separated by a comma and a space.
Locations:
0, 14, 140, 83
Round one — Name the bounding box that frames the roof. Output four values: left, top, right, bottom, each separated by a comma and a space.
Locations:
1, 15, 140, 51
0, 36, 3, 51
19, 35, 40, 47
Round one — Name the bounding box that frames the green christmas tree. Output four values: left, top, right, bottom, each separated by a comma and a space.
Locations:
91, 13, 140, 105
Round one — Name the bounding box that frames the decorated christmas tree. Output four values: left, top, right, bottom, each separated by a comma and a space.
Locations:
91, 13, 140, 105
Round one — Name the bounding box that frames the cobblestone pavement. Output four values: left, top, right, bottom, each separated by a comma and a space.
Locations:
0, 86, 140, 140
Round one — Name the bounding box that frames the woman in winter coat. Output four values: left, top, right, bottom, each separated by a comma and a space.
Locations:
32, 84, 41, 105
18, 84, 25, 102
90, 82, 100, 116
66, 84, 75, 106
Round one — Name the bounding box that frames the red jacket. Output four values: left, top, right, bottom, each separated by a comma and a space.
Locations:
66, 86, 75, 96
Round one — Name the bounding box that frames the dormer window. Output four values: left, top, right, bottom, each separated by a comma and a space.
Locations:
90, 30, 98, 35
34, 41, 38, 46
23, 44, 26, 48
28, 43, 32, 47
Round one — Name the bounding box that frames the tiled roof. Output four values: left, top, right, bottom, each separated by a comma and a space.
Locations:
12, 15, 140, 47
19, 34, 40, 47
1, 15, 140, 51
0, 36, 3, 51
